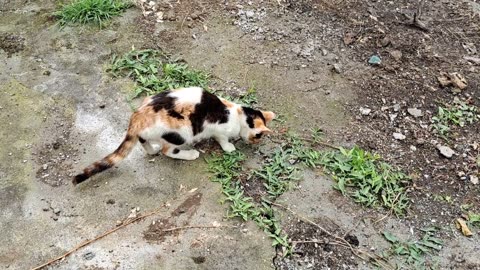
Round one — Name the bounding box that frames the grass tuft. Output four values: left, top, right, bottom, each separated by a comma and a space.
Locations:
55, 0, 132, 27
432, 98, 479, 137
206, 151, 292, 254
108, 49, 210, 98
318, 146, 411, 216
383, 228, 443, 269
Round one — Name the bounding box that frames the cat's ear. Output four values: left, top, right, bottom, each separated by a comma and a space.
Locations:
261, 111, 275, 124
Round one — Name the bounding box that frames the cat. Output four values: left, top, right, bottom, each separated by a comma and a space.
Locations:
73, 87, 275, 185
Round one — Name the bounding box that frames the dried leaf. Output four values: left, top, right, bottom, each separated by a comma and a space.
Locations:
455, 218, 473, 236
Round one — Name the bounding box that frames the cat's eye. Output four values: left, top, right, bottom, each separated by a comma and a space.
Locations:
254, 133, 263, 139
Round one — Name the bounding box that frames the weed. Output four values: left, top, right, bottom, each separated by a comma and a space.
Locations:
311, 127, 324, 144
206, 151, 292, 254
237, 84, 258, 106
55, 0, 132, 27
252, 148, 299, 199
108, 49, 209, 98
432, 194, 453, 204
383, 228, 443, 269
467, 212, 480, 227
432, 98, 479, 137
318, 146, 411, 216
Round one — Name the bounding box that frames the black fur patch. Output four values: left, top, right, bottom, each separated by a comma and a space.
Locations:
162, 132, 185, 145
242, 107, 266, 128
173, 148, 180, 154
72, 173, 88, 185
189, 91, 229, 135
138, 136, 146, 144
91, 161, 112, 174
150, 91, 184, 119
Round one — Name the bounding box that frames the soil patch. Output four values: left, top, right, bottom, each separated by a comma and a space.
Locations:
274, 218, 359, 270
144, 193, 203, 242
0, 33, 25, 56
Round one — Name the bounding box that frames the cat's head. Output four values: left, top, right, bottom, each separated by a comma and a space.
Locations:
240, 107, 275, 144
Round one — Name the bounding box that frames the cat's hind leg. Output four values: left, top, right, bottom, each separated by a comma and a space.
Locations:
162, 144, 200, 160
139, 136, 160, 155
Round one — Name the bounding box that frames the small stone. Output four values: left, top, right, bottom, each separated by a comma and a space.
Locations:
321, 49, 328, 56
42, 164, 48, 170
368, 55, 381, 65
437, 145, 455, 158
393, 104, 401, 112
390, 50, 402, 61
83, 252, 95, 261
360, 107, 371, 115
53, 208, 61, 215
407, 108, 423, 117
410, 145, 417, 151
106, 199, 115, 204
43, 70, 51, 76
469, 175, 479, 185
393, 133, 406, 140
245, 10, 255, 18
332, 63, 342, 73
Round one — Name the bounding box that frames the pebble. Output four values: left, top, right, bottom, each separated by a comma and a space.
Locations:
407, 108, 423, 117
359, 107, 371, 115
390, 50, 402, 61
470, 175, 479, 185
368, 55, 381, 65
332, 63, 342, 73
245, 10, 255, 18
393, 133, 406, 140
42, 164, 48, 170
436, 145, 454, 158
53, 208, 61, 215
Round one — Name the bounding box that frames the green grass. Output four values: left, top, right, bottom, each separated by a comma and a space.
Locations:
252, 148, 299, 199
108, 49, 210, 98
383, 228, 443, 269
206, 151, 292, 254
55, 0, 132, 27
432, 98, 479, 137
288, 134, 411, 216
467, 212, 480, 228
320, 147, 410, 216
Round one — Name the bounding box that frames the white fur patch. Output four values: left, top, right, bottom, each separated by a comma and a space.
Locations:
169, 87, 203, 104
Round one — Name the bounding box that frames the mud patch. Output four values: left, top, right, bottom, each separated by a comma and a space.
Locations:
144, 193, 203, 242
0, 33, 25, 56
274, 218, 359, 270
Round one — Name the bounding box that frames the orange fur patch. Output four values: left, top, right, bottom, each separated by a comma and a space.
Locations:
162, 144, 170, 154
221, 99, 234, 108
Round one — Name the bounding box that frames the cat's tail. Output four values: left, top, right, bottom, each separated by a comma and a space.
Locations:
72, 128, 139, 186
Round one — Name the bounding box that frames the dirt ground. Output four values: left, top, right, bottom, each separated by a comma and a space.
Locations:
1, 0, 479, 269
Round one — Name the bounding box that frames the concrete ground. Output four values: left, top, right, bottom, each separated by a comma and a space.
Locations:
0, 3, 278, 269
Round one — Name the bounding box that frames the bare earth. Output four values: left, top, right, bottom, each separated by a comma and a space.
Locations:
1, 0, 479, 269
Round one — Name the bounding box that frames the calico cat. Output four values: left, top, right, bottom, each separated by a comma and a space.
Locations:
73, 87, 275, 185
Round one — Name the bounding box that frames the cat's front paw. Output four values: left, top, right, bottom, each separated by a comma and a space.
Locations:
185, 150, 200, 160
221, 142, 236, 153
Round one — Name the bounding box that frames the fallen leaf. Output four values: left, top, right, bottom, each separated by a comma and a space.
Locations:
455, 218, 473, 236
450, 73, 467, 90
